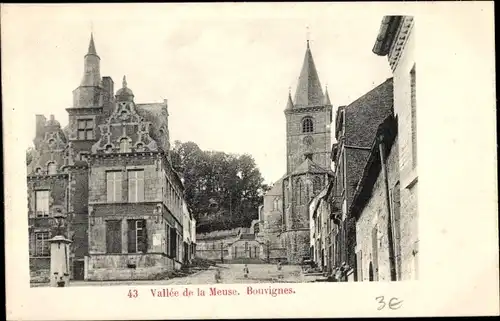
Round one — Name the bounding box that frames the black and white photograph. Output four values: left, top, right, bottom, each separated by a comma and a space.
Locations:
3, 2, 498, 320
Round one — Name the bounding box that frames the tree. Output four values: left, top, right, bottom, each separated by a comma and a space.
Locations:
170, 141, 268, 233
26, 147, 35, 165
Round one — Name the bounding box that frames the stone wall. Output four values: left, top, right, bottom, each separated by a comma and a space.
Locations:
87, 253, 175, 281
280, 229, 310, 264
355, 136, 399, 282
286, 106, 332, 173
391, 21, 418, 280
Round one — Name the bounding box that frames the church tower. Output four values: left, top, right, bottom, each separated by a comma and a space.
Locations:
285, 40, 333, 174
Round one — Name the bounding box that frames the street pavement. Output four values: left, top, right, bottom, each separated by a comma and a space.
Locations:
32, 264, 319, 287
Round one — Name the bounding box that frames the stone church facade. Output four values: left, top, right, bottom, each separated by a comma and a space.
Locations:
259, 41, 334, 264
27, 34, 193, 282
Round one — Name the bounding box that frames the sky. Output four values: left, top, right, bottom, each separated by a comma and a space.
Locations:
3, 3, 392, 185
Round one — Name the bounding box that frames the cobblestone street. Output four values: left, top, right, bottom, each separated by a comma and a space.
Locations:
31, 264, 322, 287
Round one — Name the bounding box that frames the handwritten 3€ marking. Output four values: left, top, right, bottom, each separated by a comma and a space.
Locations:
376, 296, 403, 310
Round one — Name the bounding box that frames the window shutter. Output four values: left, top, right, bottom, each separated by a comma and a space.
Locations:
127, 220, 136, 253
140, 220, 148, 253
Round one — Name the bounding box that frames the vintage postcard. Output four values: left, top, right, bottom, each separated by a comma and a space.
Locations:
3, 2, 499, 320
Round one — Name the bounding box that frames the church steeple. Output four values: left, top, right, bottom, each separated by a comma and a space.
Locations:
293, 41, 324, 107
80, 32, 101, 87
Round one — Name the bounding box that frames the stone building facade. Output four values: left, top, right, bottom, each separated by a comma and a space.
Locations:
350, 115, 400, 281
373, 15, 418, 280
258, 41, 334, 264
27, 33, 191, 282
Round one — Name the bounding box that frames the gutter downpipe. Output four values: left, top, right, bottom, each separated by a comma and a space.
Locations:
378, 133, 397, 281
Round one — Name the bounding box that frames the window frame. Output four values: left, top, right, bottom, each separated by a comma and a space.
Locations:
302, 117, 314, 133
77, 118, 94, 140
106, 171, 123, 203
119, 138, 131, 153
128, 169, 145, 203
34, 231, 50, 256
35, 190, 50, 217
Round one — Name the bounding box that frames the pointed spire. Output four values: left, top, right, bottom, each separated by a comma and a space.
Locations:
286, 87, 294, 109
324, 85, 331, 105
293, 41, 324, 107
122, 75, 127, 88
87, 32, 98, 56
80, 32, 101, 87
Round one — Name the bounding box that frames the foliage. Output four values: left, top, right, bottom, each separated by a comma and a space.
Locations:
170, 140, 271, 233
26, 147, 35, 166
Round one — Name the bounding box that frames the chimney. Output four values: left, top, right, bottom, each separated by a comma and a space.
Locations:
101, 76, 114, 115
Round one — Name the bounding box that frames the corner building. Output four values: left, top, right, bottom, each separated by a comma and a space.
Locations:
27, 34, 187, 282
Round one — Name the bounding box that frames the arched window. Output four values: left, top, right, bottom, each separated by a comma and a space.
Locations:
120, 138, 130, 153
295, 178, 303, 205
47, 162, 57, 175
302, 117, 314, 133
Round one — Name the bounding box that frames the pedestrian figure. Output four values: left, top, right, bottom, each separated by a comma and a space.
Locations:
243, 264, 249, 278
277, 261, 284, 279
215, 268, 222, 283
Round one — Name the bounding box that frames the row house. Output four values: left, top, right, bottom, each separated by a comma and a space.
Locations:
27, 33, 190, 282
308, 77, 394, 279
182, 199, 197, 264
308, 15, 417, 282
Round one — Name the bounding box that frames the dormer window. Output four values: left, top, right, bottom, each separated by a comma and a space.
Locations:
47, 162, 57, 175
302, 117, 314, 133
120, 138, 130, 153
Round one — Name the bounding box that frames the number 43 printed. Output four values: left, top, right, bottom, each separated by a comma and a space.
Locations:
128, 289, 139, 298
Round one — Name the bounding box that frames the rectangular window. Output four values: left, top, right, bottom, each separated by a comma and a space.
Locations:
128, 170, 144, 203
410, 65, 417, 168
127, 219, 147, 253
106, 220, 122, 254
35, 190, 50, 217
169, 227, 177, 259
106, 171, 123, 203
35, 232, 50, 256
77, 119, 94, 140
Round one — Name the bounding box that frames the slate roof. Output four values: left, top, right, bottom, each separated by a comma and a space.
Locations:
240, 233, 256, 240
289, 158, 334, 176
345, 77, 394, 147
350, 115, 398, 219
293, 42, 325, 107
